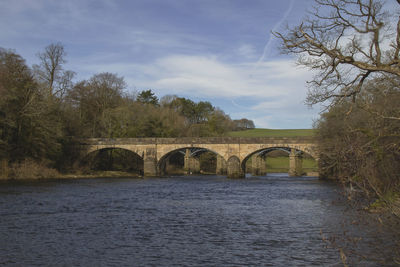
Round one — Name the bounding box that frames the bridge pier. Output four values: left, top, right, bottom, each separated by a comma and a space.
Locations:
184, 149, 200, 174
184, 149, 190, 174
251, 154, 267, 176
289, 148, 303, 177
259, 156, 267, 176
188, 157, 200, 174
144, 148, 158, 177
216, 155, 227, 175
227, 156, 244, 178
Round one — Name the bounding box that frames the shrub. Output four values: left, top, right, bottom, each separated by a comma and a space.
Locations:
8, 159, 60, 179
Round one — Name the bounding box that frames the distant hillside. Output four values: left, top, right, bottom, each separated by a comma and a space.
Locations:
227, 128, 315, 137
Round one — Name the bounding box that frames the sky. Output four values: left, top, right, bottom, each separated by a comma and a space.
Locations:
0, 0, 320, 129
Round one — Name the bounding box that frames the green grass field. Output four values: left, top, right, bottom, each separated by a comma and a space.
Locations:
228, 128, 315, 137
245, 156, 318, 173
265, 157, 318, 172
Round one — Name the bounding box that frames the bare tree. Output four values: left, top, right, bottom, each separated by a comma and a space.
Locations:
34, 43, 74, 98
274, 0, 400, 107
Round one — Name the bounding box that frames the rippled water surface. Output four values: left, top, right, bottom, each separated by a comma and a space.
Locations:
0, 174, 394, 266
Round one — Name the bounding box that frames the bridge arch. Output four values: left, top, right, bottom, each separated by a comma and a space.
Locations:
241, 146, 318, 177
157, 144, 229, 163
239, 143, 318, 162
83, 144, 147, 158
81, 147, 144, 175
157, 146, 226, 176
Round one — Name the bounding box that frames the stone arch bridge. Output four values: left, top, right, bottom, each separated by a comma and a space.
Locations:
80, 137, 318, 178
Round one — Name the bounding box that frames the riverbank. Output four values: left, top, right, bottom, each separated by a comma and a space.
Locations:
0, 159, 144, 181
0, 165, 319, 181
0, 170, 322, 181
57, 171, 142, 179
0, 165, 142, 182
0, 172, 142, 182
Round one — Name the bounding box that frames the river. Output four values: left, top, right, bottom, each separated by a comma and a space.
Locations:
0, 174, 396, 266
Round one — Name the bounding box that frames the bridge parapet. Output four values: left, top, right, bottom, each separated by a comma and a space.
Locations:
80, 137, 316, 145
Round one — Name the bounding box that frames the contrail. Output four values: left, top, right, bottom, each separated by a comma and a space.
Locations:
256, 0, 295, 65
231, 99, 248, 109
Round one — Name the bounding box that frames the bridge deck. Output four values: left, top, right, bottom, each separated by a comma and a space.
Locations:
81, 137, 316, 145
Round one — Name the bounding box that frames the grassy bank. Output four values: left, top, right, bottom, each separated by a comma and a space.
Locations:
0, 159, 142, 180
228, 128, 315, 137
265, 157, 318, 173
0, 172, 142, 181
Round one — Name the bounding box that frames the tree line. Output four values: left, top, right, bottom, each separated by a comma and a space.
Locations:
0, 44, 254, 175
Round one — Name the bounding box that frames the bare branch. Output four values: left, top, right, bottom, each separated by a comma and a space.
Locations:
34, 43, 68, 98
274, 0, 400, 105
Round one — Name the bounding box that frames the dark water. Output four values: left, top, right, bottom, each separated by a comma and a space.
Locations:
0, 174, 396, 266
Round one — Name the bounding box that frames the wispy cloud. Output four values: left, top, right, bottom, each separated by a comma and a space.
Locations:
75, 55, 310, 99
